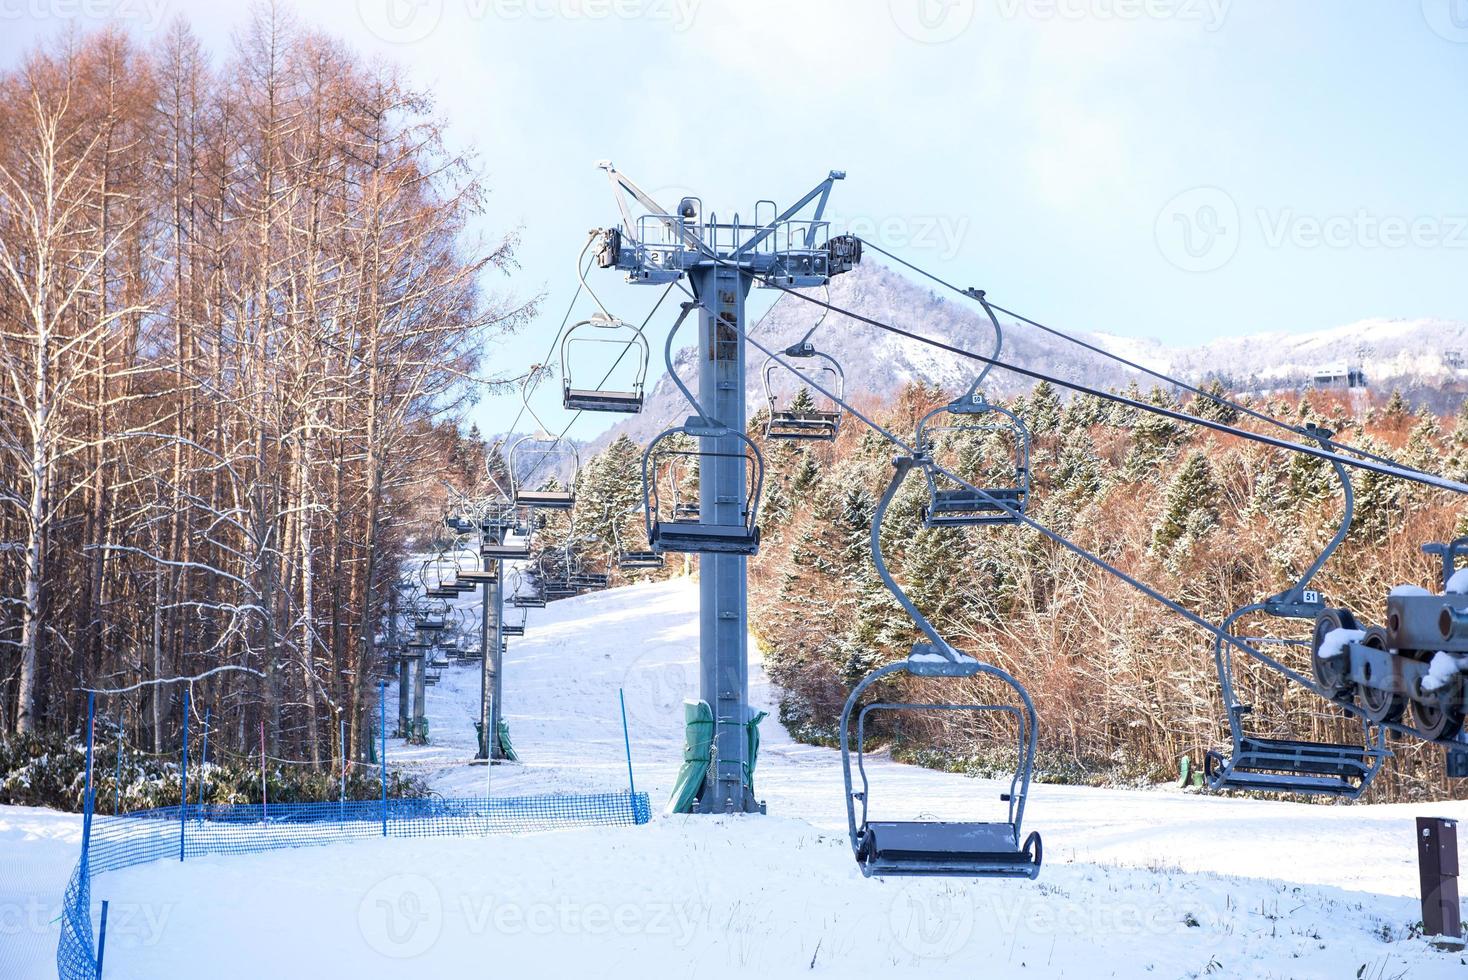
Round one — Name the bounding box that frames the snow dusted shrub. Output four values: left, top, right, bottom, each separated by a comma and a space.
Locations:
0, 732, 429, 813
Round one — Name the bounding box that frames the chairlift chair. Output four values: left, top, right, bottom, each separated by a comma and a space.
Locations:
613, 518, 664, 570
509, 432, 579, 510
762, 336, 844, 442
643, 417, 764, 556
914, 292, 1030, 528
1206, 426, 1388, 797
915, 400, 1030, 528
840, 455, 1041, 879
560, 313, 650, 413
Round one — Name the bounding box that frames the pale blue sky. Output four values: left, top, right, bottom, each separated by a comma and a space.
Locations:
5, 0, 1465, 440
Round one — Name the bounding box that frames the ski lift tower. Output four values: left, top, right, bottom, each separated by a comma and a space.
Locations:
593, 162, 860, 814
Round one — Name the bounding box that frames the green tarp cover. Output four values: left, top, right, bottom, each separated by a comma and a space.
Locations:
666, 701, 767, 814
496, 720, 519, 762
667, 700, 714, 814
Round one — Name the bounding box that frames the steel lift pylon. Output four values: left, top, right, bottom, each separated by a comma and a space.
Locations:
595, 162, 859, 813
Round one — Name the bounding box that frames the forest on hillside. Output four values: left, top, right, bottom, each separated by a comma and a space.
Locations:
0, 12, 531, 777
549, 381, 1466, 801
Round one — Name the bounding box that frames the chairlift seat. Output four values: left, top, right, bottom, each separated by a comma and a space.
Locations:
457, 569, 497, 583
511, 595, 546, 608
415, 619, 446, 631
515, 490, 575, 510
1205, 736, 1376, 797
856, 821, 1041, 879
767, 410, 840, 441
922, 488, 1025, 527
424, 588, 458, 599
502, 624, 525, 637
482, 542, 531, 560
563, 388, 644, 414
619, 550, 665, 569
650, 521, 760, 556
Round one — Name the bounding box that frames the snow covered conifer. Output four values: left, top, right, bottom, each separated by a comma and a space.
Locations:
1153, 450, 1220, 552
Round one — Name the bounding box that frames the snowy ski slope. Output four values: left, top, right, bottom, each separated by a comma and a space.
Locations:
5, 578, 1468, 978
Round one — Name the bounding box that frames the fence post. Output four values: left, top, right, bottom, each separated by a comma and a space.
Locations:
259, 720, 267, 822
82, 692, 95, 859
619, 689, 637, 820
339, 717, 346, 820
179, 690, 189, 862
114, 713, 122, 816
380, 682, 387, 837
95, 899, 110, 979
199, 708, 209, 812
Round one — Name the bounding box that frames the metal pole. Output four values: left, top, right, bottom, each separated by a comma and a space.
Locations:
113, 713, 121, 817
478, 569, 491, 759
339, 717, 346, 817
619, 688, 637, 817
411, 651, 425, 740
390, 591, 407, 736
199, 708, 209, 811
691, 263, 756, 814
379, 682, 388, 837
82, 692, 95, 858
490, 563, 505, 759
95, 900, 110, 979
179, 690, 188, 862
259, 720, 267, 820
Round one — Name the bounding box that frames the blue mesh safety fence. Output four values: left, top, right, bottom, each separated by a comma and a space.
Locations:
56, 791, 652, 979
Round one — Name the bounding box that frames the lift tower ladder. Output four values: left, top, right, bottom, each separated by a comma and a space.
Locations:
595, 162, 858, 813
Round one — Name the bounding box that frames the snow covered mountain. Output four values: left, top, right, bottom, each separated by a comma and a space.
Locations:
590, 261, 1467, 452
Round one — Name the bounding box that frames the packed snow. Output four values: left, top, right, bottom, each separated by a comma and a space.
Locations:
1423, 652, 1468, 693
5, 578, 1468, 979
1316, 627, 1366, 660
1447, 568, 1468, 596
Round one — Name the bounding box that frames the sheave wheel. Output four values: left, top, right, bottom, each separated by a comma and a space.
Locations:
1357, 627, 1406, 725
1311, 608, 1358, 701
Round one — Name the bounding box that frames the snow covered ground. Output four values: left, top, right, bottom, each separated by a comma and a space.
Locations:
6, 578, 1468, 978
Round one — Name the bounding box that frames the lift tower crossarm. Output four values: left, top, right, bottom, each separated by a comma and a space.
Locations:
597, 160, 704, 253
736, 170, 845, 256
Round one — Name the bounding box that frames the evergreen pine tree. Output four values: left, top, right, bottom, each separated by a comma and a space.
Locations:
1383, 389, 1411, 427
1188, 379, 1239, 424
1153, 450, 1221, 552
1025, 380, 1062, 436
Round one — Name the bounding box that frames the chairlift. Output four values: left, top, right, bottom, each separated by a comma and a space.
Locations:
914, 293, 1030, 527
1207, 425, 1387, 797
560, 313, 649, 413
613, 516, 663, 570
762, 307, 844, 441
840, 454, 1041, 879
643, 417, 763, 556
509, 369, 580, 510
510, 432, 579, 510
